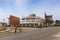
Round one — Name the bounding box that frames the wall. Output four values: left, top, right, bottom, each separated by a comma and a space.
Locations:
9, 15, 20, 26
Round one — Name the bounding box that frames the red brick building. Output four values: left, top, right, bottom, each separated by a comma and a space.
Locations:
9, 15, 20, 27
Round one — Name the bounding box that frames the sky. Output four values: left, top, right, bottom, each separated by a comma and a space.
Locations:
0, 0, 60, 22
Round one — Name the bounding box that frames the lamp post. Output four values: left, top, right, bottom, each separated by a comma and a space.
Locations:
3, 19, 6, 29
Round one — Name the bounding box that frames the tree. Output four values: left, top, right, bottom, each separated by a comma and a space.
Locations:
45, 20, 53, 26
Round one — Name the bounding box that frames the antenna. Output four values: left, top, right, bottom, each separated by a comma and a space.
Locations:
44, 12, 46, 20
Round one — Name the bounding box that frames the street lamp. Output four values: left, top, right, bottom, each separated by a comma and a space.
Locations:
3, 19, 6, 30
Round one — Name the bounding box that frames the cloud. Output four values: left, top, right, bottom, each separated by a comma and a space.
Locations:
0, 0, 60, 21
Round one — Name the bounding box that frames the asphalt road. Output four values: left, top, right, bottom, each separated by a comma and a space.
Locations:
0, 27, 60, 40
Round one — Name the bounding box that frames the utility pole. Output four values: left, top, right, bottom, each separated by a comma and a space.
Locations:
3, 19, 6, 29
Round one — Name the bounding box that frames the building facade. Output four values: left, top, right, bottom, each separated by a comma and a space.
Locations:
20, 14, 44, 27
0, 22, 7, 30
44, 12, 53, 26
45, 13, 53, 21
9, 15, 20, 27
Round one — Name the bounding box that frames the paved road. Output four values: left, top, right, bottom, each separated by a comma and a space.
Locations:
0, 27, 60, 40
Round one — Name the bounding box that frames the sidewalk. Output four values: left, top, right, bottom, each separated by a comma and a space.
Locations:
0, 27, 40, 34
0, 27, 13, 34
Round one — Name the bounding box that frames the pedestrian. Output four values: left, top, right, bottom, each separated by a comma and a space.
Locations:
15, 26, 17, 33
20, 27, 22, 33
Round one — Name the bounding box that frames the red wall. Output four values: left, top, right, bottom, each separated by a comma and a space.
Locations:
9, 15, 20, 26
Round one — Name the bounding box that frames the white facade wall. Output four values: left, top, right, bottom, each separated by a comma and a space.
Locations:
20, 17, 41, 24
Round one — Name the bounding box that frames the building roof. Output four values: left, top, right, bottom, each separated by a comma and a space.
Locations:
9, 15, 20, 19
29, 14, 36, 17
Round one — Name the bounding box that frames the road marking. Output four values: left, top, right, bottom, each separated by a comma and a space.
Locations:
52, 32, 60, 37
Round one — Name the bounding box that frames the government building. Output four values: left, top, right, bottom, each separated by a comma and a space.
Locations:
20, 14, 45, 27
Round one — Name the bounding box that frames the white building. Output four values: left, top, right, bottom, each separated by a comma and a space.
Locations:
20, 14, 44, 27
0, 22, 7, 30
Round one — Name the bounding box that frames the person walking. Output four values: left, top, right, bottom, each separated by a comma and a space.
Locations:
19, 27, 22, 33
15, 26, 17, 33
